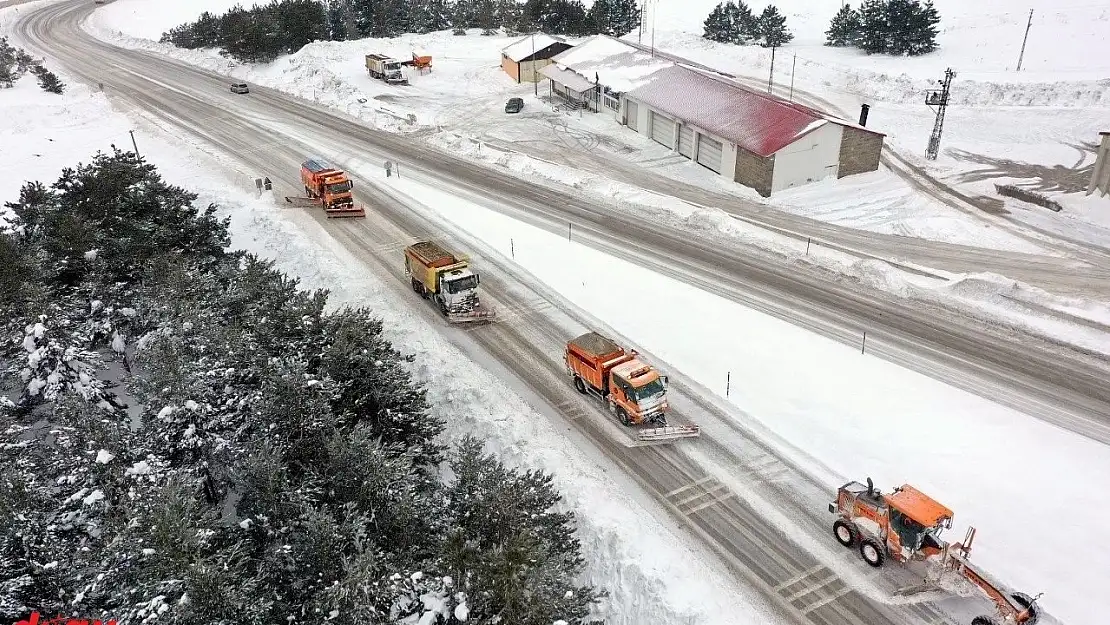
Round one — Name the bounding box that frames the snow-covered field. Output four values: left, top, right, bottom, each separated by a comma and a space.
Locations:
0, 30, 777, 625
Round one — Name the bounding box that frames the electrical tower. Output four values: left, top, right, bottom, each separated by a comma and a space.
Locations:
925, 68, 955, 161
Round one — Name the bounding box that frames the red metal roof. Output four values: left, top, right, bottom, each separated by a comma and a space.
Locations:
626, 65, 884, 158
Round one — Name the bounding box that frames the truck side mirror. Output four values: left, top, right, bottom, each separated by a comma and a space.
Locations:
475, 274, 480, 284
349, 180, 354, 189
662, 375, 669, 385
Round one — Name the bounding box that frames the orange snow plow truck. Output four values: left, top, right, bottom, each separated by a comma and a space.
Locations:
565, 332, 699, 442
284, 157, 365, 218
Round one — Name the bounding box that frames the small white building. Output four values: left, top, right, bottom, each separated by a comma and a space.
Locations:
539, 35, 672, 117
500, 34, 573, 84
622, 66, 885, 196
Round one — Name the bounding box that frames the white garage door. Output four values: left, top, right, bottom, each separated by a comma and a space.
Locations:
678, 125, 695, 158
696, 134, 723, 173
650, 111, 675, 148
625, 100, 639, 131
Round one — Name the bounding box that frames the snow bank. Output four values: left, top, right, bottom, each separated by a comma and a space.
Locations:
386, 173, 1110, 625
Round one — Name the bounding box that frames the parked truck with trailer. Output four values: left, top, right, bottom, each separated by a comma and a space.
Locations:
565, 332, 700, 441
404, 241, 495, 323
365, 54, 407, 85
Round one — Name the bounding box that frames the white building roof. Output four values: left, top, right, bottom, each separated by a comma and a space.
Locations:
547, 35, 672, 93
627, 66, 884, 157
502, 34, 564, 62
540, 64, 594, 93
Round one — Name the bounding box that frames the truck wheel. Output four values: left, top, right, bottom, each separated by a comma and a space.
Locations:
411, 278, 422, 294
859, 538, 885, 567
971, 617, 1000, 625
833, 520, 857, 548
573, 377, 587, 394
616, 407, 631, 426
1011, 592, 1040, 625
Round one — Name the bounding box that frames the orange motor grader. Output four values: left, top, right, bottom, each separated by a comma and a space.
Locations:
830, 478, 1041, 625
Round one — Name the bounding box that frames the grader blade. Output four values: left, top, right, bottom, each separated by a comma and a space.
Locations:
284, 196, 318, 208
325, 205, 367, 218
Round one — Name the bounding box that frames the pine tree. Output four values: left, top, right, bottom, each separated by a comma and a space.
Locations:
703, 2, 734, 43
757, 4, 792, 47
905, 0, 940, 55
495, 0, 524, 33
857, 0, 888, 54
31, 65, 64, 94
884, 0, 914, 54
825, 3, 862, 47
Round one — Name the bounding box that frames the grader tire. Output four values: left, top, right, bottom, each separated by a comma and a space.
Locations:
971, 617, 1000, 625
859, 538, 885, 567
833, 519, 857, 548
1012, 592, 1040, 625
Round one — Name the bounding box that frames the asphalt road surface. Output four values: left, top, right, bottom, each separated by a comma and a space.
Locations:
11, 2, 1086, 624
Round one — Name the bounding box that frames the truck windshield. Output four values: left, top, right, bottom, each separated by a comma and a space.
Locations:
386, 63, 401, 71
630, 379, 665, 401
445, 276, 478, 294
327, 181, 351, 194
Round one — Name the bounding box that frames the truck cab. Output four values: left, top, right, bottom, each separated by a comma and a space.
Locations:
318, 173, 353, 208
382, 60, 404, 83
436, 267, 480, 313
608, 360, 668, 425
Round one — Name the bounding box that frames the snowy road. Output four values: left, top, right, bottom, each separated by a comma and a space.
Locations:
17, 0, 1110, 454
8, 2, 1096, 623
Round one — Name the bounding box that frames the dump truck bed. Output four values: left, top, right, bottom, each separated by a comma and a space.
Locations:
406, 241, 459, 268
568, 332, 625, 362
302, 157, 336, 174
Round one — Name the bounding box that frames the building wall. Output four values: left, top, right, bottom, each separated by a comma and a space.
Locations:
501, 55, 520, 82
771, 122, 843, 193
734, 147, 775, 197
721, 141, 738, 180
838, 126, 884, 178
518, 58, 555, 83
635, 98, 652, 138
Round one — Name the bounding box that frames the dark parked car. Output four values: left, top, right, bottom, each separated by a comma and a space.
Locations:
230, 83, 250, 94
504, 97, 524, 113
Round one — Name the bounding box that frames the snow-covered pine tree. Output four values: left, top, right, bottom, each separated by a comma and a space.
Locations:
274, 0, 328, 54
905, 0, 940, 55
476, 0, 498, 34
31, 66, 63, 94
496, 0, 524, 34
733, 0, 758, 44
408, 0, 451, 33
857, 0, 889, 54
757, 4, 793, 47
825, 3, 862, 47
884, 0, 915, 55
609, 0, 641, 37
703, 2, 735, 43
587, 0, 613, 34
440, 437, 603, 625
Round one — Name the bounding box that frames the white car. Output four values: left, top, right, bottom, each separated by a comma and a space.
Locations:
230, 83, 250, 94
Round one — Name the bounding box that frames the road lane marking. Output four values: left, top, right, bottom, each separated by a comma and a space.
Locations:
800, 584, 855, 615
773, 564, 825, 592
663, 475, 715, 499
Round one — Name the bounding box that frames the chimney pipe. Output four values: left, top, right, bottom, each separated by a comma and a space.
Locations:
859, 104, 870, 127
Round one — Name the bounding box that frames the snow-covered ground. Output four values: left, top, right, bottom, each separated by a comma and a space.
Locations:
377, 171, 1110, 625
0, 24, 776, 625
77, 3, 1110, 361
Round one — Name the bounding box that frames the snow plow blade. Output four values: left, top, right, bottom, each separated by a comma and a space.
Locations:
637, 424, 701, 442
324, 205, 367, 219
445, 308, 496, 324
284, 196, 317, 207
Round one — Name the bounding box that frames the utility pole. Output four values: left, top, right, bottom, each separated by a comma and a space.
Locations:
767, 46, 776, 94
129, 130, 140, 158
925, 68, 955, 161
638, 6, 644, 43
532, 33, 538, 96
788, 52, 797, 101
1016, 9, 1033, 71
